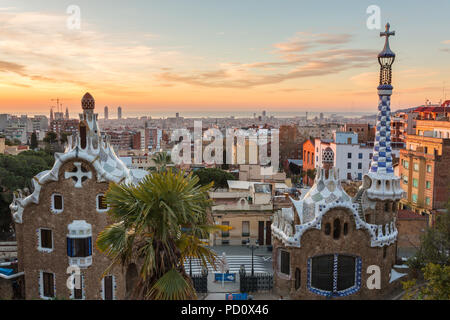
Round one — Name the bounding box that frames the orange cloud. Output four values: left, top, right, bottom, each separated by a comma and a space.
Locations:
156, 33, 376, 89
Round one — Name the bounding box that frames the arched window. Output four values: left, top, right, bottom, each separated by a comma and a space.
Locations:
295, 268, 301, 290
385, 202, 390, 212
324, 223, 331, 235
343, 223, 348, 236
333, 219, 341, 240
383, 247, 387, 259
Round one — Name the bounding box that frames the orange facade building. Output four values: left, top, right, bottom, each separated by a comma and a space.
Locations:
399, 119, 450, 224
302, 139, 315, 186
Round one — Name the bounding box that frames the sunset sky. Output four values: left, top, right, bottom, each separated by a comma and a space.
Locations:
1, 0, 450, 117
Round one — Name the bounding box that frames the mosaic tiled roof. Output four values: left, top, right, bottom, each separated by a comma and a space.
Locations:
10, 93, 148, 224
271, 167, 398, 248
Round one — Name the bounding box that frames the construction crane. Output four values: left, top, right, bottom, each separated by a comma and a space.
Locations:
50, 98, 74, 119
50, 98, 64, 113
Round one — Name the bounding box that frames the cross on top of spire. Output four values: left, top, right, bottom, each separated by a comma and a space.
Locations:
378, 23, 395, 58
380, 23, 395, 39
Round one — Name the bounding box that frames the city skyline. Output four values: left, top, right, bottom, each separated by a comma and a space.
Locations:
0, 2, 449, 303
0, 1, 450, 115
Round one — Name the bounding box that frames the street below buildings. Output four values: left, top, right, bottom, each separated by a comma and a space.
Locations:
184, 245, 273, 275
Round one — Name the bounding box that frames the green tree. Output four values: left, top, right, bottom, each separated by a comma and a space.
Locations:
5, 139, 21, 146
403, 263, 450, 300
403, 191, 450, 300
409, 208, 450, 269
0, 151, 54, 239
43, 131, 58, 144
30, 132, 38, 150
193, 168, 236, 189
151, 151, 172, 172
97, 169, 224, 300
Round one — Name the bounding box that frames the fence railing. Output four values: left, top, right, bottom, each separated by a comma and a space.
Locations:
239, 272, 273, 293
191, 274, 208, 294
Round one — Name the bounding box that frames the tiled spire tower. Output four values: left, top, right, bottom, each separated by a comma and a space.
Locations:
363, 23, 404, 201
370, 23, 395, 174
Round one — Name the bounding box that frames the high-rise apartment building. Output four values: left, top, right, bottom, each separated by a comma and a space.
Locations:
399, 119, 450, 222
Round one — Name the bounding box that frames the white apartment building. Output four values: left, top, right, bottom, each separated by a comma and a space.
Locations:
313, 132, 400, 181
209, 180, 280, 246
297, 123, 342, 140
1, 114, 49, 143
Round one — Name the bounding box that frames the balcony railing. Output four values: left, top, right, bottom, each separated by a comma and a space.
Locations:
69, 256, 92, 268
212, 203, 273, 212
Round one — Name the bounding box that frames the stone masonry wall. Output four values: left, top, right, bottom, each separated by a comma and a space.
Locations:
16, 159, 125, 300
273, 208, 397, 300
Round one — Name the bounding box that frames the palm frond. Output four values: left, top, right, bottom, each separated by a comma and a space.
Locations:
97, 168, 216, 300
147, 269, 196, 300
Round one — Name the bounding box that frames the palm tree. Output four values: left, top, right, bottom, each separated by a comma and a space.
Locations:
151, 151, 172, 172
97, 169, 226, 300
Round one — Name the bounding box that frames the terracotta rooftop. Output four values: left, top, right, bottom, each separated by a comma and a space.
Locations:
398, 209, 428, 220
413, 106, 448, 113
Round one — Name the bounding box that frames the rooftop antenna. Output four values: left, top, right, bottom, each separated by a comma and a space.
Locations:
443, 81, 447, 102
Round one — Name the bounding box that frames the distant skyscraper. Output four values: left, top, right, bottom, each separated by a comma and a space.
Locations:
118, 106, 122, 120
176, 112, 179, 118
104, 106, 109, 120
50, 108, 54, 122
65, 107, 69, 120
320, 113, 324, 120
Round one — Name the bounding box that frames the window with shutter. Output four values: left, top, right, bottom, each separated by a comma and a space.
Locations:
242, 221, 250, 237
97, 194, 108, 211
40, 229, 53, 249
104, 276, 114, 300
309, 254, 360, 297
52, 194, 63, 212
67, 237, 92, 258
311, 255, 334, 292
280, 250, 290, 276
337, 255, 356, 291
42, 272, 55, 298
